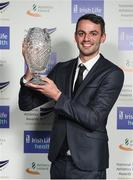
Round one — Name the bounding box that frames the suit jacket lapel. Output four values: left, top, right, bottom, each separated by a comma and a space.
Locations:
73, 55, 105, 99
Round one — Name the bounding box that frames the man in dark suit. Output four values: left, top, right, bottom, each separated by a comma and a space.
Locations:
19, 14, 124, 179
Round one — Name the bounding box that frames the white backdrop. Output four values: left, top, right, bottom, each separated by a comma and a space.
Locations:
0, 0, 133, 179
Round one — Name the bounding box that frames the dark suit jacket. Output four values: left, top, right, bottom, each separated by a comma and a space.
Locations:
19, 54, 124, 171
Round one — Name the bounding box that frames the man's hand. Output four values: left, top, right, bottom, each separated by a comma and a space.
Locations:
25, 77, 62, 101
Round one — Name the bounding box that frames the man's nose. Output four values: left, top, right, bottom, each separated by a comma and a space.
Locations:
84, 33, 91, 41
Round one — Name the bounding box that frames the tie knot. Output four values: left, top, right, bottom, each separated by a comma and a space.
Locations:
78, 64, 86, 73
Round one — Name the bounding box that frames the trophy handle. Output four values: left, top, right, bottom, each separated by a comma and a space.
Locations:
43, 28, 56, 34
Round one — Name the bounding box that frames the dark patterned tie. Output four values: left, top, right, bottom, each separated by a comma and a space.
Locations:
73, 64, 86, 94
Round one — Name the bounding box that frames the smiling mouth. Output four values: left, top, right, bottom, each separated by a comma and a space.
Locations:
82, 43, 92, 48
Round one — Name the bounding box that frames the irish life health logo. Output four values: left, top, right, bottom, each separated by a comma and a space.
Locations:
72, 0, 104, 23
118, 27, 133, 50
0, 106, 9, 128
24, 131, 51, 153
0, 26, 10, 49
117, 107, 133, 129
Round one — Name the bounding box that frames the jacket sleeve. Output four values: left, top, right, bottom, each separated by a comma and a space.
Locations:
54, 69, 124, 131
18, 77, 49, 111
18, 63, 60, 111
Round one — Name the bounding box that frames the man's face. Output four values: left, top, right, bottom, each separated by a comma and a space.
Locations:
75, 19, 106, 62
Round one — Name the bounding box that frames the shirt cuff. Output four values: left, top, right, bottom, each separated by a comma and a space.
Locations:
23, 77, 28, 84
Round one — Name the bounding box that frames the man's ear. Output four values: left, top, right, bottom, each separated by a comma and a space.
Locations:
101, 33, 106, 43
74, 32, 77, 42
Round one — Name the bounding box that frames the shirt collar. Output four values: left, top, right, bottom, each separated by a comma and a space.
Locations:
78, 53, 100, 71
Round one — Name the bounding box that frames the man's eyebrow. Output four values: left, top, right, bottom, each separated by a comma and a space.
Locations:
77, 30, 99, 33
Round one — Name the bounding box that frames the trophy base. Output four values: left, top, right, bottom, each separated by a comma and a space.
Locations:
29, 75, 46, 85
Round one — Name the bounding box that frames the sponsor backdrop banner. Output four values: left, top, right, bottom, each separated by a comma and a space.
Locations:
0, 0, 133, 179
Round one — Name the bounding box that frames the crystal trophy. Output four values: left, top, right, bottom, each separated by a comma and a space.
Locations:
23, 27, 55, 85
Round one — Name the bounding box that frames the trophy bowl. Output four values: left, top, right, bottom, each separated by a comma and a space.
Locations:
23, 27, 55, 85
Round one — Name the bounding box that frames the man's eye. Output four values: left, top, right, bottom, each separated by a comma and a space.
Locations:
91, 32, 97, 36
78, 32, 84, 36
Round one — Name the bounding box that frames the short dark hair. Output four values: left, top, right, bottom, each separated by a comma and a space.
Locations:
75, 13, 105, 35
